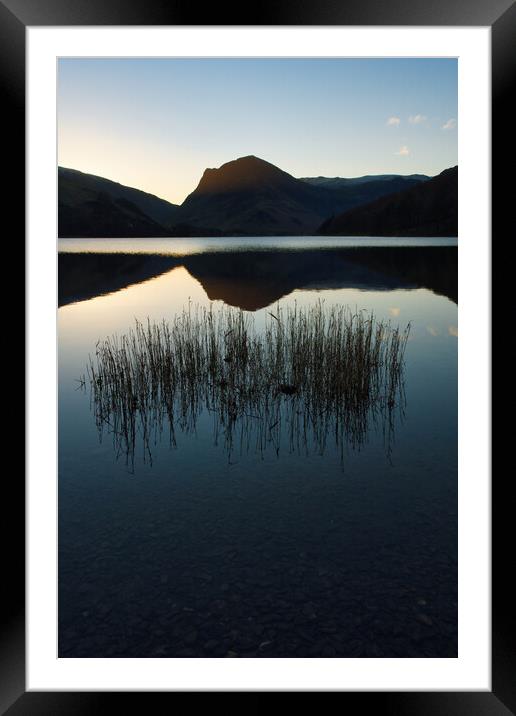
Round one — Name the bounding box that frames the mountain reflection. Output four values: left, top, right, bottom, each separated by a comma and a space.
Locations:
58, 245, 458, 309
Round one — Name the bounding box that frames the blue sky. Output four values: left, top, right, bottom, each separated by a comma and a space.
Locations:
58, 58, 457, 205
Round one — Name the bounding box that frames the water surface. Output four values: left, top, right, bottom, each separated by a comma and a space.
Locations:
58, 237, 457, 658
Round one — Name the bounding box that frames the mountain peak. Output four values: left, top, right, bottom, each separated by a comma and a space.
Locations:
194, 155, 293, 196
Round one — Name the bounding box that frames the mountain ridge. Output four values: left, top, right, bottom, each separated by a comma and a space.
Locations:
57, 156, 455, 238
172, 155, 430, 236
319, 166, 458, 237
301, 174, 430, 189
58, 166, 179, 238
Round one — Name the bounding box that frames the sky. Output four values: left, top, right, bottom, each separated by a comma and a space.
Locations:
58, 58, 457, 205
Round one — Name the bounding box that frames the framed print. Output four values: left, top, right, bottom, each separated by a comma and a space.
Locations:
2, 0, 511, 711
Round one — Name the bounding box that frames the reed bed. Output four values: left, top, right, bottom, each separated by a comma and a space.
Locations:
84, 301, 410, 468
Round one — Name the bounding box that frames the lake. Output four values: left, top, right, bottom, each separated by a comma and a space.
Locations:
58, 237, 457, 658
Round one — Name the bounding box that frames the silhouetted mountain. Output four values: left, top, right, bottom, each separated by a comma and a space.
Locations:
58, 159, 448, 238
320, 166, 458, 237
58, 167, 178, 238
171, 156, 428, 236
58, 245, 457, 309
171, 156, 325, 235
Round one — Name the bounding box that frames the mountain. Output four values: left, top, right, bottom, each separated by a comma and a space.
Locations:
319, 166, 458, 237
170, 156, 428, 236
58, 158, 439, 238
58, 167, 179, 238
305, 175, 430, 224
171, 156, 329, 235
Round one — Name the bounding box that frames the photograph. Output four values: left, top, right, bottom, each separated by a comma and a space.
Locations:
57, 56, 459, 659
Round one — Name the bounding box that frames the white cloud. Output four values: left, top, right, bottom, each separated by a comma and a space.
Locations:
442, 118, 457, 130
408, 114, 427, 124
395, 146, 410, 156
387, 116, 401, 127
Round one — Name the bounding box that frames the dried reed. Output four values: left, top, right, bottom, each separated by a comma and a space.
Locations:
84, 301, 409, 469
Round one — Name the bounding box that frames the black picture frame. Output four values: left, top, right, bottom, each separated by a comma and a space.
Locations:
4, 0, 509, 711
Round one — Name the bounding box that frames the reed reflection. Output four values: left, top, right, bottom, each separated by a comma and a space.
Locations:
83, 301, 409, 470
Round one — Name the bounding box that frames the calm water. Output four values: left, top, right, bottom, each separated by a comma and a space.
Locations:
58, 237, 457, 658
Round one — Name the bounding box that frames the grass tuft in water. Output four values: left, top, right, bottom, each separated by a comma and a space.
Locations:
84, 301, 410, 469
